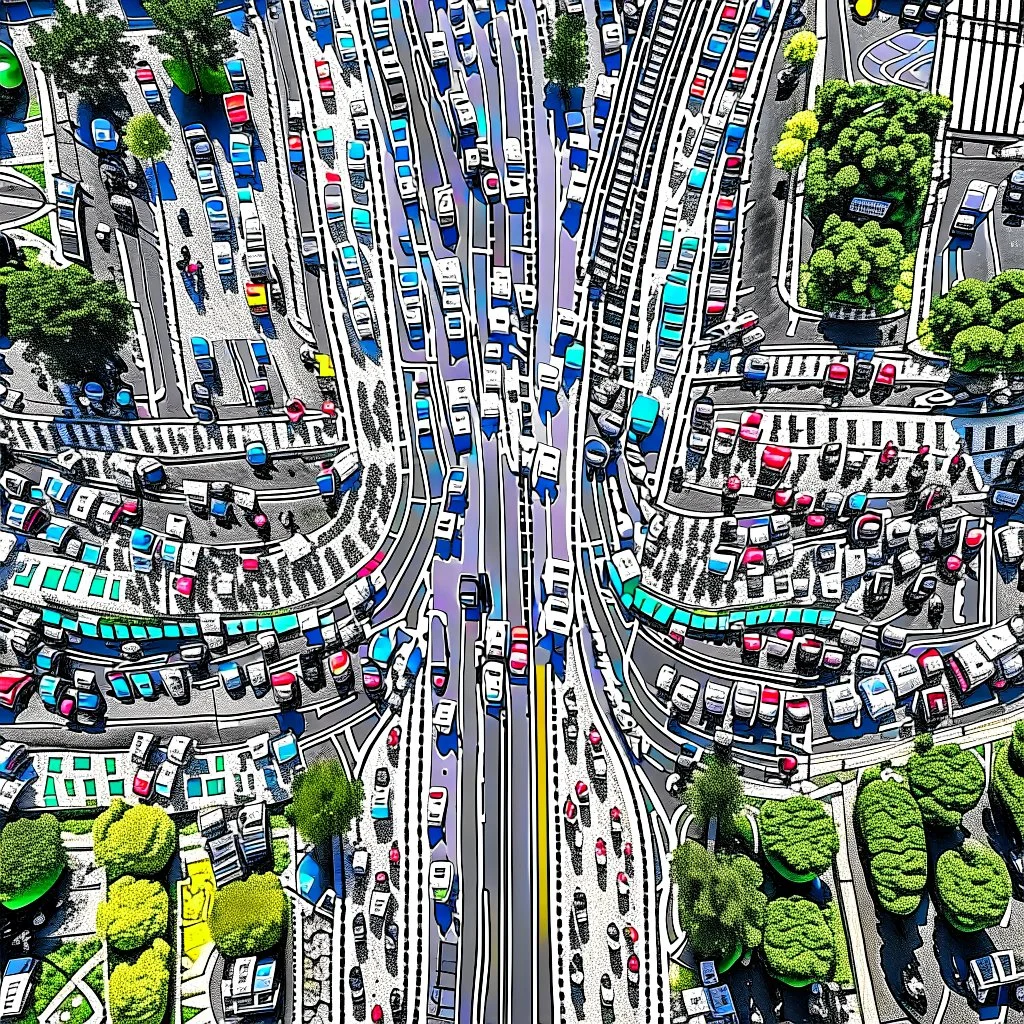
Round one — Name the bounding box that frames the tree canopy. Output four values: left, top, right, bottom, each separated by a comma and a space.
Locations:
935, 840, 1011, 932
144, 0, 234, 88
125, 113, 171, 164
96, 876, 168, 951
784, 31, 818, 66
93, 799, 177, 880
905, 733, 985, 828
854, 776, 927, 915
759, 796, 839, 879
286, 758, 364, 845
209, 873, 289, 957
773, 137, 806, 171
684, 755, 744, 839
28, 0, 138, 105
543, 14, 589, 96
762, 897, 836, 983
109, 938, 170, 1024
0, 256, 133, 385
993, 720, 1024, 844
0, 813, 67, 906
806, 215, 910, 314
670, 841, 766, 959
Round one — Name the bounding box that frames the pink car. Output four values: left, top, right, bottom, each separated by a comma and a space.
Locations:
509, 626, 529, 676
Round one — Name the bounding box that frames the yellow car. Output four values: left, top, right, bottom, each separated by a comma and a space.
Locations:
245, 281, 268, 315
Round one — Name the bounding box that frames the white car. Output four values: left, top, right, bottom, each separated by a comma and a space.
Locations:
196, 163, 219, 195
704, 681, 730, 716
481, 661, 505, 705
671, 677, 699, 717
857, 675, 896, 721
434, 184, 455, 227
485, 620, 509, 660
600, 21, 623, 54
826, 682, 861, 724
153, 760, 179, 800
733, 681, 759, 722
689, 428, 711, 452
533, 444, 560, 485
427, 786, 448, 827
212, 241, 234, 277
426, 30, 449, 67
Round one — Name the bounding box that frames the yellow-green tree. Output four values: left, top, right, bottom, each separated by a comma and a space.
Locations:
109, 938, 170, 1024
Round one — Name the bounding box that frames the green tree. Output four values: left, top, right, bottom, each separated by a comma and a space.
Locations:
684, 755, 743, 839
993, 720, 1024, 843
773, 137, 806, 171
27, 0, 138, 105
759, 796, 839, 880
543, 14, 589, 98
286, 758, 364, 845
762, 897, 836, 983
784, 109, 819, 142
109, 938, 170, 1024
93, 799, 176, 880
935, 840, 1011, 932
905, 733, 985, 828
671, 841, 766, 959
144, 0, 234, 93
124, 113, 171, 166
990, 297, 1024, 332
0, 814, 67, 906
854, 776, 927, 915
950, 325, 1006, 372
0, 256, 133, 385
96, 876, 168, 952
922, 276, 993, 351
784, 30, 818, 66
209, 873, 289, 957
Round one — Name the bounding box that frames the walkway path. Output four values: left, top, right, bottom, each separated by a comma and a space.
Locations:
37, 948, 105, 1024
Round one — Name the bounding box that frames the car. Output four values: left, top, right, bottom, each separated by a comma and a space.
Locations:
716, 194, 737, 218
161, 668, 186, 701
704, 681, 730, 716
481, 661, 505, 705
509, 626, 529, 676
875, 362, 896, 388
826, 362, 850, 389
718, 0, 740, 26
702, 32, 730, 68
362, 661, 384, 696
271, 670, 297, 705
229, 133, 254, 175
758, 686, 779, 724
672, 677, 700, 717
858, 674, 896, 720
153, 761, 179, 800
324, 172, 344, 221
867, 568, 893, 605
713, 424, 737, 456
784, 693, 811, 725
427, 786, 448, 827
91, 117, 119, 152
212, 241, 234, 277
371, 767, 392, 819
690, 74, 709, 100
600, 974, 614, 1006
1005, 167, 1024, 211
133, 764, 156, 797
337, 29, 357, 61
0, 671, 31, 710
826, 682, 862, 724
223, 92, 251, 126
733, 681, 759, 722
739, 411, 762, 443
600, 21, 622, 53
951, 179, 996, 238
135, 61, 160, 104
481, 167, 501, 203
182, 123, 214, 174
219, 661, 243, 694
314, 59, 334, 96
204, 196, 230, 235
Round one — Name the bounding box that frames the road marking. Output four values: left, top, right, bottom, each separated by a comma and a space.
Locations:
535, 662, 549, 941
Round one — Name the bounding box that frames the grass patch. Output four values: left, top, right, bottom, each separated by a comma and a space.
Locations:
162, 60, 230, 96
18, 162, 45, 190
13, 938, 101, 1024
810, 770, 857, 789
823, 902, 853, 988
198, 66, 230, 94
270, 814, 289, 830
61, 818, 97, 835
180, 822, 198, 836
163, 59, 196, 94
272, 838, 290, 875
84, 964, 104, 1003
669, 961, 697, 993
26, 97, 40, 119
182, 1007, 201, 1023
733, 813, 754, 851
22, 215, 50, 242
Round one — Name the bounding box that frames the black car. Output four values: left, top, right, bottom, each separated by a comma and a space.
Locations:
851, 359, 875, 396
867, 569, 893, 605
1006, 168, 1024, 211
299, 648, 325, 690
191, 381, 211, 405
457, 572, 492, 613
349, 966, 364, 997
820, 442, 842, 470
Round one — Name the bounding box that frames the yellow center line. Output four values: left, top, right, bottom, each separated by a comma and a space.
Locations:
536, 662, 549, 934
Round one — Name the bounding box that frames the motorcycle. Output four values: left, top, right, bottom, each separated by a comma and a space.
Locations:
902, 963, 927, 1012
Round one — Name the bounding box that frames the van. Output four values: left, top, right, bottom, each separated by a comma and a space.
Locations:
309, 0, 331, 20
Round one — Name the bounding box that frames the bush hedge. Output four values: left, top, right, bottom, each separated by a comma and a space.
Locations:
854, 777, 927, 915
209, 873, 289, 957
935, 840, 1011, 932
762, 896, 836, 984
992, 723, 1024, 843
906, 733, 985, 828
93, 799, 176, 880
109, 938, 170, 1024
0, 813, 67, 907
759, 796, 839, 880
96, 876, 168, 952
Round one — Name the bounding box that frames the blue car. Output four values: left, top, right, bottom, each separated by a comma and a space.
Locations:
224, 57, 250, 92
211, 495, 231, 518
724, 125, 746, 154
204, 196, 231, 236
219, 661, 243, 694
352, 208, 372, 236
191, 336, 215, 373
229, 133, 254, 176
35, 646, 63, 673
39, 675, 62, 710
246, 441, 268, 467
130, 671, 156, 699
91, 118, 119, 152
107, 671, 133, 702
700, 33, 729, 69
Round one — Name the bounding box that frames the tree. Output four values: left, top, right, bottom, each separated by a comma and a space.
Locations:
0, 814, 67, 907
922, 277, 994, 350
950, 325, 1007, 372
759, 796, 839, 880
806, 215, 908, 314
209, 873, 289, 957
935, 840, 1011, 932
0, 257, 133, 385
286, 758, 364, 845
96, 876, 168, 951
27, 0, 137, 105
993, 720, 1024, 843
784, 109, 819, 142
762, 897, 836, 983
543, 14, 589, 98
854, 776, 927, 915
905, 733, 985, 828
109, 938, 170, 1024
144, 0, 234, 93
773, 137, 806, 171
125, 113, 170, 166
93, 799, 176, 880
670, 842, 766, 959
684, 755, 743, 839
784, 30, 818, 66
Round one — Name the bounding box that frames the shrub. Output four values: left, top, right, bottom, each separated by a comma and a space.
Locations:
992, 723, 1024, 843
759, 796, 839, 880
784, 109, 819, 142
96, 876, 168, 951
109, 939, 170, 1024
93, 799, 176, 880
784, 31, 818, 65
935, 840, 1011, 932
286, 759, 364, 845
684, 755, 744, 839
209, 873, 289, 957
905, 734, 985, 828
0, 813, 67, 906
854, 777, 927, 915
773, 137, 806, 171
762, 896, 836, 983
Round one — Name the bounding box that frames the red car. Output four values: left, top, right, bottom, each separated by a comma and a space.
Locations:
509, 626, 529, 676
806, 513, 826, 530
774, 488, 793, 509
826, 362, 850, 387
358, 550, 385, 578
716, 195, 737, 216
739, 411, 762, 443
964, 527, 985, 552
0, 671, 32, 710
223, 92, 251, 126
875, 362, 896, 387
758, 686, 779, 723
742, 632, 762, 653
741, 546, 764, 566
271, 670, 297, 704
729, 63, 750, 87
724, 155, 744, 175
315, 59, 335, 97
690, 75, 709, 100
133, 766, 155, 799
761, 445, 791, 473
794, 492, 815, 511
785, 693, 811, 725
706, 298, 727, 316
718, 1, 740, 26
